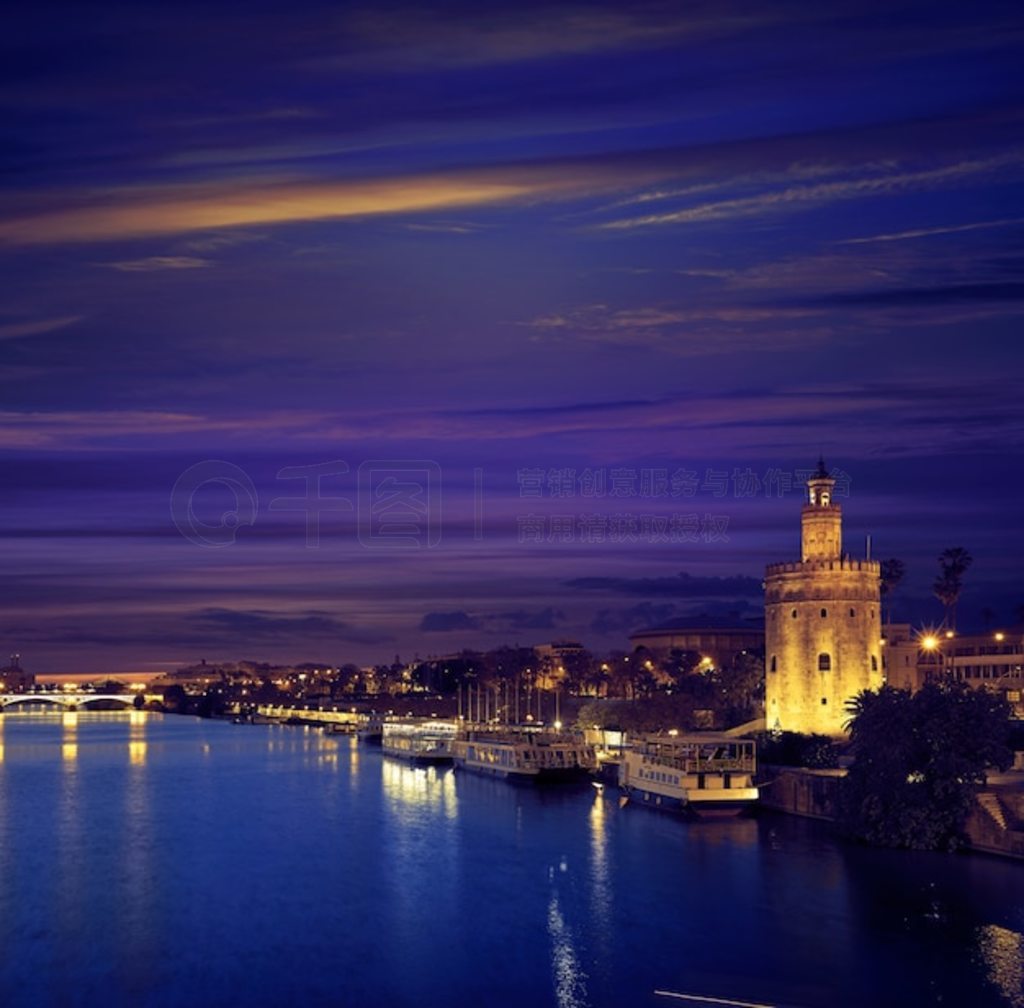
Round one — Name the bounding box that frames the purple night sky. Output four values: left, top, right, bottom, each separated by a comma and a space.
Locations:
2, 1, 1023, 673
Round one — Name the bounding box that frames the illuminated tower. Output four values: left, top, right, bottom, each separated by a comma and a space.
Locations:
764, 459, 882, 736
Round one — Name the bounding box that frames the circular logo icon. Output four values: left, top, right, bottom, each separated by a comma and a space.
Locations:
170, 460, 258, 547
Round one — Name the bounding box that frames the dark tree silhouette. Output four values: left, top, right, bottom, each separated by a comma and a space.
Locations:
840, 680, 1011, 851
879, 557, 906, 624
932, 547, 972, 631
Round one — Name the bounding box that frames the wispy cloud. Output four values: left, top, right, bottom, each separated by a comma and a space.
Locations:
0, 409, 319, 449
179, 231, 268, 252
840, 216, 1024, 245
2, 378, 1022, 458
523, 301, 826, 352
403, 221, 488, 235
101, 255, 211, 272
599, 153, 1024, 229
333, 4, 782, 71
0, 163, 651, 246
3, 112, 1019, 247
0, 316, 82, 341
567, 571, 763, 597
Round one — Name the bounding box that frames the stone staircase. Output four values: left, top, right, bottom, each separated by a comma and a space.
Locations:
977, 791, 1008, 830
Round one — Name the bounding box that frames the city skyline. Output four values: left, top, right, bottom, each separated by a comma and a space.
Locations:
3, 1, 1024, 672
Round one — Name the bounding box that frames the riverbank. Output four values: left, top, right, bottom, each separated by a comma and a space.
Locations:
759, 765, 1024, 860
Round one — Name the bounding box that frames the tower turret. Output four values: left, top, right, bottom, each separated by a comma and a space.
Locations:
801, 457, 841, 562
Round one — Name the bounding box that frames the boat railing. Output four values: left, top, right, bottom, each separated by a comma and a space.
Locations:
457, 725, 588, 747
638, 750, 755, 773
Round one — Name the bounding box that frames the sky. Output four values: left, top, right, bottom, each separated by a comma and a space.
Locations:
2, 0, 1024, 673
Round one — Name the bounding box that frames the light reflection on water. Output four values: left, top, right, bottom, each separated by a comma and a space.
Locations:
588, 791, 612, 955
980, 925, 1024, 1008
381, 757, 458, 819
0, 712, 1021, 1008
548, 889, 588, 1008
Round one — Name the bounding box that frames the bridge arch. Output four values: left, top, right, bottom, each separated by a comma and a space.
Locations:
76, 695, 136, 710
1, 694, 74, 709
0, 693, 137, 710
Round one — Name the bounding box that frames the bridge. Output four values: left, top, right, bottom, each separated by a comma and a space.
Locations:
1, 693, 138, 711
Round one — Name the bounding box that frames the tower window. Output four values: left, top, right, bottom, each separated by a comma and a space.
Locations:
849, 608, 856, 617
821, 697, 828, 705
820, 608, 828, 618
818, 653, 831, 672
791, 609, 798, 619
871, 655, 878, 671
770, 656, 777, 673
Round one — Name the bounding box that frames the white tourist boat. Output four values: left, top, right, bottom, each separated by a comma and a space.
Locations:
618, 734, 759, 816
381, 718, 457, 764
451, 726, 596, 782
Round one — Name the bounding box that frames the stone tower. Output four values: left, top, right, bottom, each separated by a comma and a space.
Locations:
764, 459, 882, 736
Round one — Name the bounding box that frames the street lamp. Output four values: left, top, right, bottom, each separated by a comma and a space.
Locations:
918, 631, 945, 681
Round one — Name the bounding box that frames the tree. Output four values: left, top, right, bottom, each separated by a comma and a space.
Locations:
161, 684, 188, 713
840, 680, 1012, 851
712, 652, 764, 727
932, 547, 972, 631
575, 694, 703, 734
662, 648, 703, 686
879, 558, 905, 624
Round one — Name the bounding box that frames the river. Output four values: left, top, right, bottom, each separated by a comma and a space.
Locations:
0, 711, 1021, 1008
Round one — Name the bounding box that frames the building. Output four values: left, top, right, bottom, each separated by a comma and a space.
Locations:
534, 640, 588, 688
883, 623, 1024, 716
765, 460, 882, 736
628, 618, 764, 671
0, 654, 35, 692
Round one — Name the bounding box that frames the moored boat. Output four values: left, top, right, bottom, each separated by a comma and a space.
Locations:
381, 718, 456, 764
451, 725, 596, 783
357, 712, 385, 744
618, 734, 759, 816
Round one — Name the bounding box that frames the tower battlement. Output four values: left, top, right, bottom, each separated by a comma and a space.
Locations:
765, 558, 881, 577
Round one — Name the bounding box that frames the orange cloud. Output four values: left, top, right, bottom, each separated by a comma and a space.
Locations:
0, 162, 650, 246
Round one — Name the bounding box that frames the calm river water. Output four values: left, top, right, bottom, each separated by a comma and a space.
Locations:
0, 711, 1022, 1008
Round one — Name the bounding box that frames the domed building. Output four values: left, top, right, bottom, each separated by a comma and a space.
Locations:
628, 618, 764, 672
764, 460, 882, 736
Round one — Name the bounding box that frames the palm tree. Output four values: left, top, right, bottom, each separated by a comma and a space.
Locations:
879, 558, 906, 626
932, 547, 973, 632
